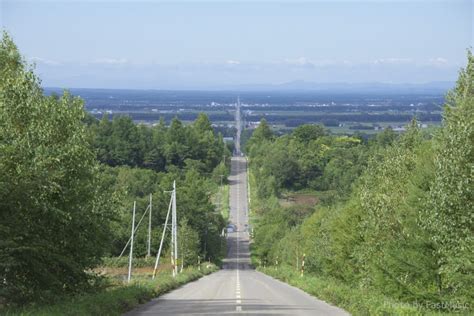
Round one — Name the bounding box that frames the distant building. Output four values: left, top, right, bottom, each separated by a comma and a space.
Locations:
247, 121, 261, 129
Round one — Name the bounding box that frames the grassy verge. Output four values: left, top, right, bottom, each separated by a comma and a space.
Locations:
100, 256, 156, 268
5, 264, 218, 316
259, 266, 467, 316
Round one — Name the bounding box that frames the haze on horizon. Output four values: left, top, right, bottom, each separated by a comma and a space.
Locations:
1, 0, 473, 90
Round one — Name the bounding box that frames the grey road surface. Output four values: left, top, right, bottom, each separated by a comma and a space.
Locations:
126, 156, 348, 315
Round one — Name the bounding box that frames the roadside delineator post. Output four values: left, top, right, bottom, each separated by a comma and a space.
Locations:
300, 253, 305, 277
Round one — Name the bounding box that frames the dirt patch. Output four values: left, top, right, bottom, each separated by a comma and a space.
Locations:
279, 193, 318, 207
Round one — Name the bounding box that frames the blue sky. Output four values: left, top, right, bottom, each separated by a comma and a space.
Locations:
1, 0, 473, 89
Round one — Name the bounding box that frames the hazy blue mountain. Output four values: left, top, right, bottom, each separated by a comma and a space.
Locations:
225, 81, 455, 93
44, 81, 454, 95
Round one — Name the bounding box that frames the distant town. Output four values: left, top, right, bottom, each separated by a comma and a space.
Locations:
45, 87, 445, 136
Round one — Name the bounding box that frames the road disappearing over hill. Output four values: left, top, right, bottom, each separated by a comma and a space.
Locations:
126, 156, 348, 315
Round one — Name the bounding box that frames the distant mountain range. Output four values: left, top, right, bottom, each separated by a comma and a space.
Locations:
223, 80, 455, 93
44, 81, 455, 94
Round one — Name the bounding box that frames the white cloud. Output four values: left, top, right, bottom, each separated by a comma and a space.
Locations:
428, 57, 448, 65
284, 57, 311, 65
30, 57, 61, 66
372, 58, 413, 65
283, 57, 338, 67
226, 59, 240, 65
93, 58, 129, 65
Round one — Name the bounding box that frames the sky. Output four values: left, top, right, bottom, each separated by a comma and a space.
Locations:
1, 0, 473, 89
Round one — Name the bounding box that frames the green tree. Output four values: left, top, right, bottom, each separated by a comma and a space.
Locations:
178, 218, 200, 267
292, 124, 326, 144
94, 114, 113, 164
246, 118, 273, 153
425, 50, 474, 301
0, 33, 114, 304
109, 116, 143, 166
165, 118, 189, 167
194, 112, 213, 133
143, 118, 167, 171
375, 126, 397, 147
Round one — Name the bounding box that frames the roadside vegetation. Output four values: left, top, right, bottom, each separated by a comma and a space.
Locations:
4, 264, 218, 316
0, 33, 228, 311
260, 266, 421, 315
220, 184, 230, 221
247, 52, 473, 314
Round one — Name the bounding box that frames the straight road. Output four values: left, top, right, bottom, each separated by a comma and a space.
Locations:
126, 156, 348, 315
234, 97, 242, 155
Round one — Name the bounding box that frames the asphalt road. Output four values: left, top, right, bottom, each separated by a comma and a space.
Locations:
126, 156, 348, 315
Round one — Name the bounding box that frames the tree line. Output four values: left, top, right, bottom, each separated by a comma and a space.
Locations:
0, 33, 230, 306
247, 52, 473, 312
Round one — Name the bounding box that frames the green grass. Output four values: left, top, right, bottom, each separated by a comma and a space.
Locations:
259, 266, 470, 316
100, 256, 156, 268
4, 265, 218, 316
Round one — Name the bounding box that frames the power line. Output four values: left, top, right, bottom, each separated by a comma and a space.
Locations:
152, 192, 173, 279
118, 203, 151, 259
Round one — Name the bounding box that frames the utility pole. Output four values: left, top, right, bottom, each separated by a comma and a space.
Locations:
147, 193, 152, 258
169, 181, 178, 277
117, 204, 150, 259
152, 193, 173, 279
172, 180, 178, 276
152, 182, 178, 278
127, 201, 136, 283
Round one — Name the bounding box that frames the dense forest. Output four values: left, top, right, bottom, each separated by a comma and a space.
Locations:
0, 33, 230, 305
247, 52, 473, 312
88, 113, 231, 260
